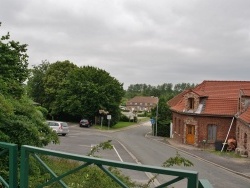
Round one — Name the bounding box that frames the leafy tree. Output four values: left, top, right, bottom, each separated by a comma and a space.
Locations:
57, 66, 124, 124
125, 82, 196, 100
0, 23, 29, 98
0, 96, 58, 147
28, 61, 124, 124
27, 60, 50, 105
173, 82, 196, 94
42, 60, 78, 117
0, 23, 58, 147
151, 96, 172, 137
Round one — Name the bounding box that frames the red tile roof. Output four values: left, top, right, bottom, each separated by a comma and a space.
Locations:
241, 89, 250, 97
127, 96, 158, 104
167, 90, 188, 107
203, 98, 238, 115
194, 80, 250, 98
238, 107, 250, 124
169, 80, 250, 116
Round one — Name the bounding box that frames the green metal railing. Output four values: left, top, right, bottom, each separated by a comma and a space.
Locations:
0, 142, 18, 188
0, 142, 213, 188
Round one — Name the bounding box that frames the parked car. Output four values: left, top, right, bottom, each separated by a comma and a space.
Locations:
47, 121, 69, 136
79, 119, 92, 128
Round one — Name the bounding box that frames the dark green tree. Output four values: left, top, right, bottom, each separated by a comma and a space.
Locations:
0, 96, 58, 147
57, 66, 124, 124
0, 23, 29, 98
0, 23, 58, 147
42, 60, 78, 117
173, 83, 196, 94
126, 83, 174, 98
151, 96, 172, 137
27, 60, 50, 105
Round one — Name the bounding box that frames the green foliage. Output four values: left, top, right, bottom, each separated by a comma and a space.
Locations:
27, 60, 50, 106
0, 96, 59, 147
162, 152, 194, 167
28, 141, 137, 187
0, 27, 29, 98
143, 152, 194, 188
87, 140, 113, 157
152, 122, 170, 137
125, 82, 196, 99
0, 24, 58, 148
35, 105, 49, 118
42, 60, 78, 117
53, 65, 124, 124
27, 63, 124, 124
120, 114, 130, 122
150, 96, 172, 137
29, 157, 137, 188
173, 83, 197, 94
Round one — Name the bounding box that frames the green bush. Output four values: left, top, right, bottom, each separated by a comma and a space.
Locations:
28, 157, 138, 188
153, 121, 171, 137
36, 106, 48, 118
119, 114, 130, 122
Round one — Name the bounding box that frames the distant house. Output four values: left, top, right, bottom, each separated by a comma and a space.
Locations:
126, 96, 158, 112
168, 80, 250, 155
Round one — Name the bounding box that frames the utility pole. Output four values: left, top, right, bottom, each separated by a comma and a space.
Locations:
155, 98, 159, 136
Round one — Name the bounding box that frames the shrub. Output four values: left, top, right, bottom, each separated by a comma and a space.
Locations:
153, 121, 171, 137
119, 114, 130, 122
36, 106, 48, 118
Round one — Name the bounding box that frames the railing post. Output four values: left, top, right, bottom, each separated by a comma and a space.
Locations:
187, 173, 199, 188
0, 142, 18, 188
9, 144, 18, 188
20, 145, 30, 188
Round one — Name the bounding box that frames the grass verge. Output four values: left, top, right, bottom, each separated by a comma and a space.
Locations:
93, 117, 150, 130
209, 150, 241, 158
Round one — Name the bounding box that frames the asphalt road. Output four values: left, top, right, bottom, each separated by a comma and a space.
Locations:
46, 121, 250, 188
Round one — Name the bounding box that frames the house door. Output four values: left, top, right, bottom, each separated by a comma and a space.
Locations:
186, 125, 195, 144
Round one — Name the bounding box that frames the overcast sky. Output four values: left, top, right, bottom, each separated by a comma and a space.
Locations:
1, 0, 250, 89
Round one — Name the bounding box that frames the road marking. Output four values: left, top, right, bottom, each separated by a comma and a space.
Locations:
115, 139, 160, 186
88, 144, 123, 162
113, 145, 123, 162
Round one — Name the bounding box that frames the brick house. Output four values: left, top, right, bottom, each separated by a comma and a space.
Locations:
126, 96, 158, 112
168, 80, 250, 154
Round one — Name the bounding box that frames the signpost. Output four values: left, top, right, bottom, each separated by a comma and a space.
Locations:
101, 117, 103, 129
150, 118, 155, 136
107, 115, 111, 130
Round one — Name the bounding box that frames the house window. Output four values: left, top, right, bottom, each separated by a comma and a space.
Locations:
207, 124, 217, 142
188, 98, 195, 109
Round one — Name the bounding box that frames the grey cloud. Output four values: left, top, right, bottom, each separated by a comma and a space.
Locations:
1, 0, 250, 89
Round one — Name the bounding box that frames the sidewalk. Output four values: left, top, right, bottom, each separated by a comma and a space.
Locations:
147, 135, 250, 179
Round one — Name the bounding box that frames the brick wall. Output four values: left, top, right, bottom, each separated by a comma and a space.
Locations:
172, 112, 236, 148
236, 120, 249, 156
184, 92, 200, 111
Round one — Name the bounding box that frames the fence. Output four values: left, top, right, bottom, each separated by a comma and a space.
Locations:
0, 142, 212, 188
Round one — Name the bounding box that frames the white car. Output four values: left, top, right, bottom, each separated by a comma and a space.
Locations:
47, 121, 69, 136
